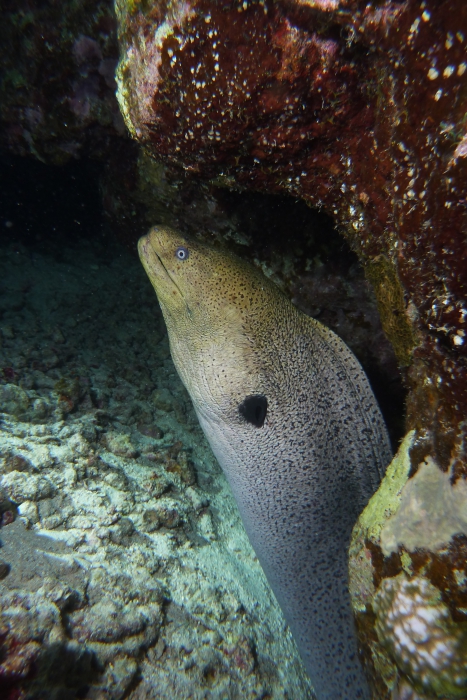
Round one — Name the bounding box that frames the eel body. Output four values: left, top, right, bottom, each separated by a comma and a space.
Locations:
138, 226, 392, 700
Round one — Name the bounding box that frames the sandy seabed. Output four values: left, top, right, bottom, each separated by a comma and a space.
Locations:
0, 236, 313, 699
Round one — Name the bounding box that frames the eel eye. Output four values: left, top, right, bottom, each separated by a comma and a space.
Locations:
176, 246, 189, 260
238, 394, 268, 428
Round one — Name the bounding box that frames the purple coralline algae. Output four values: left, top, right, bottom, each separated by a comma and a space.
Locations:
115, 1, 467, 697
0, 0, 123, 163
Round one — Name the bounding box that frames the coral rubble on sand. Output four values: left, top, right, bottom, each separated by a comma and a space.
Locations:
0, 239, 312, 699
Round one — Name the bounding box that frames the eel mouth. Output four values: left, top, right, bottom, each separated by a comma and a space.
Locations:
138, 232, 187, 306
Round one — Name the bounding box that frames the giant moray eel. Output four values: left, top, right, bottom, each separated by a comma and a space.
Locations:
138, 226, 392, 700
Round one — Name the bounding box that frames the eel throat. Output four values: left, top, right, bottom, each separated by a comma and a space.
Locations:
138, 225, 392, 700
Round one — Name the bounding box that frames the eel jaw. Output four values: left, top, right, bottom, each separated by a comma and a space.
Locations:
138, 233, 190, 315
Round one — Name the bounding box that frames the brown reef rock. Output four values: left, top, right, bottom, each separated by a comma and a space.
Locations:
116, 1, 467, 698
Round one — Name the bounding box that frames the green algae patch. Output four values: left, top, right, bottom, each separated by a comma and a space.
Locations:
354, 430, 415, 546
349, 431, 415, 619
364, 257, 417, 368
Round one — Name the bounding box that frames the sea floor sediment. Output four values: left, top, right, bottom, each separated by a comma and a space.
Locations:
0, 236, 312, 699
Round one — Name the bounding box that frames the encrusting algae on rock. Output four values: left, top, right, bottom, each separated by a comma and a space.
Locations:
350, 433, 467, 699
373, 574, 467, 699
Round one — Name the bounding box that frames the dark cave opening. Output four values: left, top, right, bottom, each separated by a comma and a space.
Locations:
0, 151, 108, 254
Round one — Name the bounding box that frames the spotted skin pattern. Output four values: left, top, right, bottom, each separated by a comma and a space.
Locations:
138, 226, 392, 700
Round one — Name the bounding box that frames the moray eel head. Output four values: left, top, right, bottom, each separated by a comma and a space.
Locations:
138, 225, 276, 423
